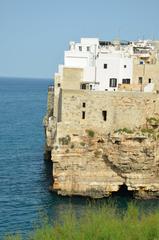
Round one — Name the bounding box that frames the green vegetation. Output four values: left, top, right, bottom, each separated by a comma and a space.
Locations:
86, 129, 95, 138
141, 128, 154, 135
141, 127, 158, 139
58, 135, 71, 145
5, 236, 22, 240
146, 117, 159, 126
80, 142, 86, 146
4, 203, 159, 240
141, 128, 153, 134
114, 128, 134, 134
113, 117, 159, 139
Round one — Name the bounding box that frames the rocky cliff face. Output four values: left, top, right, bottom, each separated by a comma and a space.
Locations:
44, 86, 159, 199
44, 115, 159, 199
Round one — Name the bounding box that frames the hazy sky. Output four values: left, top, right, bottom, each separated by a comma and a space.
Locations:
0, 0, 159, 79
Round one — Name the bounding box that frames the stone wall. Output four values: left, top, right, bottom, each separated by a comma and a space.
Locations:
62, 67, 84, 90
133, 59, 159, 91
56, 90, 159, 139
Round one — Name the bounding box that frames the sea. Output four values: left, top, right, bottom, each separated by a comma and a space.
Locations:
0, 77, 159, 239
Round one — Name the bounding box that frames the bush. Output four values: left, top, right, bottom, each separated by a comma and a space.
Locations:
5, 203, 159, 240
86, 129, 95, 138
147, 117, 159, 126
141, 128, 154, 134
58, 135, 71, 145
114, 128, 133, 134
147, 117, 159, 122
80, 142, 85, 146
4, 235, 22, 240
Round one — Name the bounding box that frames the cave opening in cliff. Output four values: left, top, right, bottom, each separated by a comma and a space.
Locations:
112, 184, 134, 198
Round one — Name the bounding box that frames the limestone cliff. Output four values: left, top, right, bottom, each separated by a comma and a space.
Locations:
44, 90, 159, 199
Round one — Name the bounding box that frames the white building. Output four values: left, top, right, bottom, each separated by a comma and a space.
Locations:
57, 38, 158, 92
95, 45, 133, 91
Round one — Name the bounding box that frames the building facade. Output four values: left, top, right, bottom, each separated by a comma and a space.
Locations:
56, 38, 159, 92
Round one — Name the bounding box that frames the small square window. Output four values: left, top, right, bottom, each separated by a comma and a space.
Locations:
58, 83, 61, 87
148, 78, 151, 83
82, 102, 86, 108
79, 46, 82, 51
104, 64, 107, 69
124, 65, 127, 68
87, 46, 90, 51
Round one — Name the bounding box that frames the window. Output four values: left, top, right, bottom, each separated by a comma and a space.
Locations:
87, 46, 90, 51
124, 65, 127, 68
102, 111, 107, 121
82, 102, 86, 108
122, 79, 130, 84
90, 85, 92, 90
148, 78, 151, 83
81, 84, 86, 89
82, 111, 85, 119
109, 78, 117, 87
104, 64, 107, 69
105, 89, 108, 91
58, 83, 61, 87
79, 46, 82, 51
138, 77, 143, 84
140, 61, 144, 64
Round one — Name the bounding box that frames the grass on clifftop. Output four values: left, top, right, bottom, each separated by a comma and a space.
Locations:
4, 203, 159, 240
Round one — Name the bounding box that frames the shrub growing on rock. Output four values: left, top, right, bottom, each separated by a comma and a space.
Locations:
86, 129, 95, 138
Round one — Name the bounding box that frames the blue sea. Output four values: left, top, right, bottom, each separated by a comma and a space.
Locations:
0, 77, 159, 239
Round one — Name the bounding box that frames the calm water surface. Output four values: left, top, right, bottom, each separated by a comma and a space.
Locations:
0, 78, 159, 238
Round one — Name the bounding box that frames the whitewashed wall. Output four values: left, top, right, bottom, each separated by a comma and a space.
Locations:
96, 52, 133, 91
63, 38, 133, 91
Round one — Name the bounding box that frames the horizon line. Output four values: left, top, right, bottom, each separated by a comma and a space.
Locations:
0, 75, 53, 80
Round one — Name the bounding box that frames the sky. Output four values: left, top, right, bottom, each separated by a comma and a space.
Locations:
0, 0, 159, 79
